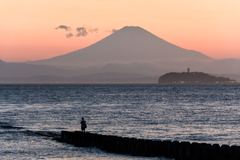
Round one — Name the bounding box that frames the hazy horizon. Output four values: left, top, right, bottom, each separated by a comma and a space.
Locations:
1, 25, 240, 83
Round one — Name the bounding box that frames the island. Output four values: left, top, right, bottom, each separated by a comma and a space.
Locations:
158, 72, 237, 84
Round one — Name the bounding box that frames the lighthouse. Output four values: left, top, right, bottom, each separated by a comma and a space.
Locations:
187, 68, 190, 73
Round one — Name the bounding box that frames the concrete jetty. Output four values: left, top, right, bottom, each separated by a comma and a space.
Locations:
59, 131, 240, 160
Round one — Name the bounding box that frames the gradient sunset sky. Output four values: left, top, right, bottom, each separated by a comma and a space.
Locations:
1, 0, 240, 62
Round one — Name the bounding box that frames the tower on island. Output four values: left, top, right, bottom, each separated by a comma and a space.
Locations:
187, 68, 190, 73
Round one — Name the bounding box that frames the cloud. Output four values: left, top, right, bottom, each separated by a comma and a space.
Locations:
55, 25, 71, 31
76, 26, 98, 37
66, 32, 73, 38
76, 27, 88, 37
112, 29, 118, 33
106, 29, 118, 33
55, 25, 98, 38
88, 27, 98, 33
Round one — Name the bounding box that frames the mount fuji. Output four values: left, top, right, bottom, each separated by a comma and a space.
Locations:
30, 26, 211, 67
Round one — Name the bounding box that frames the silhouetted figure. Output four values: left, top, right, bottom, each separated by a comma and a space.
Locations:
81, 117, 87, 132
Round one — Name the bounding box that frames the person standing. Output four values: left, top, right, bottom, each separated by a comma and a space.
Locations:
81, 117, 87, 132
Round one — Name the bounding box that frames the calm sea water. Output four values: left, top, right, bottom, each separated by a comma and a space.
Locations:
0, 84, 240, 160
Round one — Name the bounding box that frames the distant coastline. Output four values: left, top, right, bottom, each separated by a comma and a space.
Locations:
158, 72, 238, 84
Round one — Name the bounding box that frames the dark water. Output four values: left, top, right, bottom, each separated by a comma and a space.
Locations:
0, 84, 240, 159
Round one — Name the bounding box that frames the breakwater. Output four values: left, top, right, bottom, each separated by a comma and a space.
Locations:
59, 131, 240, 160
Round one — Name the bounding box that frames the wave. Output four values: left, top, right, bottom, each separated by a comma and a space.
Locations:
0, 122, 60, 139
0, 122, 24, 130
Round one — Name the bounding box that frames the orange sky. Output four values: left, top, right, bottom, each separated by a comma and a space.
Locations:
1, 0, 240, 62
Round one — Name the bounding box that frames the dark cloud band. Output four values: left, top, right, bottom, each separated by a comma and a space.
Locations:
55, 25, 116, 38
55, 25, 71, 31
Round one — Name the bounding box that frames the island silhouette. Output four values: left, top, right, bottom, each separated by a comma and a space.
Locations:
158, 72, 237, 84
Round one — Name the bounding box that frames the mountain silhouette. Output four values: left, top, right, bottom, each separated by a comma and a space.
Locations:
30, 26, 211, 66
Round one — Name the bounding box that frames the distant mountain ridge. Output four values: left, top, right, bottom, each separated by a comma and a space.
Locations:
0, 72, 158, 84
0, 60, 77, 77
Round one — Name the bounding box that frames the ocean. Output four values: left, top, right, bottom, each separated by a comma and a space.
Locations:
0, 84, 240, 160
